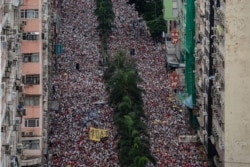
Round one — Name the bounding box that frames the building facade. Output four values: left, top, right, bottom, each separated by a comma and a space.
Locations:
210, 0, 225, 166
1, 0, 23, 166
194, 0, 207, 146
195, 0, 223, 165
194, 0, 250, 166
223, 1, 250, 167
19, 0, 50, 166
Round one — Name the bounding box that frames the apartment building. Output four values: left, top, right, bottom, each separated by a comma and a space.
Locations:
194, 0, 215, 158
1, 0, 23, 166
223, 1, 250, 167
194, 0, 250, 166
194, 0, 206, 145
210, 0, 225, 165
194, 0, 224, 165
19, 0, 51, 166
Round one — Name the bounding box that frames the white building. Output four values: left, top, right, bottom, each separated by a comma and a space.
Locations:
195, 0, 250, 166
1, 0, 24, 166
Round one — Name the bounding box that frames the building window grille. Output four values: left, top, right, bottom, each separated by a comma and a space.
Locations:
23, 53, 39, 62
22, 140, 40, 150
24, 96, 40, 106
24, 119, 39, 127
20, 9, 39, 18
22, 32, 39, 40
25, 75, 40, 85
216, 0, 221, 7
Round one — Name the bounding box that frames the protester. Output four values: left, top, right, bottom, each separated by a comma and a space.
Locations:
48, 0, 207, 166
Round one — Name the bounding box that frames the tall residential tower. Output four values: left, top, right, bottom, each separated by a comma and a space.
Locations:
19, 0, 50, 166
194, 0, 250, 166
1, 0, 23, 166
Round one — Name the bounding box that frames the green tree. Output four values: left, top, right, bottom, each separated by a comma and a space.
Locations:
95, 0, 115, 52
104, 51, 156, 167
127, 0, 166, 40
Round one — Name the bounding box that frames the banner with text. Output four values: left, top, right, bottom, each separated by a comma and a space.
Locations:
89, 127, 108, 142
178, 135, 198, 143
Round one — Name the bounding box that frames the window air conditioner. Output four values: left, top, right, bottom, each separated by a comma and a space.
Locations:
2, 82, 6, 91
205, 78, 209, 84
220, 99, 224, 105
22, 109, 26, 116
0, 35, 6, 42
205, 59, 209, 67
22, 21, 27, 26
21, 75, 26, 84
17, 143, 23, 149
5, 149, 11, 154
13, 124, 19, 131
216, 82, 221, 89
212, 58, 217, 65
1, 126, 7, 133
203, 93, 207, 98
219, 142, 224, 150
19, 27, 23, 33
210, 135, 215, 144
17, 147, 22, 154
206, 20, 210, 26
16, 85, 23, 92
212, 126, 217, 133
17, 34, 22, 39
28, 132, 35, 136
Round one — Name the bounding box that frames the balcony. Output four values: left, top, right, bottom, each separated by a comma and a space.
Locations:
1, 124, 12, 147
21, 157, 41, 166
22, 131, 38, 137
212, 115, 224, 140
213, 41, 224, 57
195, 84, 202, 100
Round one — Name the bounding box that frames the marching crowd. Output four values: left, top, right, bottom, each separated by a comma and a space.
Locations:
48, 0, 207, 166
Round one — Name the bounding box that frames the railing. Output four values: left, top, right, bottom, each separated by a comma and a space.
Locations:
212, 115, 225, 142
21, 157, 42, 166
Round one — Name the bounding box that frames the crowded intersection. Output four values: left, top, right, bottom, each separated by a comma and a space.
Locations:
48, 0, 207, 166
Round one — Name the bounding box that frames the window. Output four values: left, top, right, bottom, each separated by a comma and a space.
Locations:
24, 118, 39, 127
216, 0, 221, 7
23, 53, 39, 62
22, 140, 40, 150
24, 75, 40, 85
20, 9, 38, 18
22, 32, 39, 40
173, 1, 177, 8
24, 96, 40, 106
1, 35, 6, 49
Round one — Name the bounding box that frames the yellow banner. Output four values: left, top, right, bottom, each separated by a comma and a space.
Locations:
89, 127, 108, 142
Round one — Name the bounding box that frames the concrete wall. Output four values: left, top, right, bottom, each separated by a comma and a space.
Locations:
224, 0, 250, 166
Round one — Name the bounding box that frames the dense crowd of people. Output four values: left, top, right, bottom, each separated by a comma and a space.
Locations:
48, 0, 207, 166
